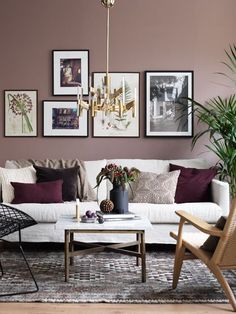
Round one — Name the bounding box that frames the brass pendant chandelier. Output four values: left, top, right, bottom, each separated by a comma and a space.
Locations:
77, 0, 136, 118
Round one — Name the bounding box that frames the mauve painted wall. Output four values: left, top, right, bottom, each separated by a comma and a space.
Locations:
0, 0, 235, 166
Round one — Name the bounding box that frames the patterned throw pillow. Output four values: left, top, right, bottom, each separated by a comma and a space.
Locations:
132, 170, 180, 204
0, 166, 36, 203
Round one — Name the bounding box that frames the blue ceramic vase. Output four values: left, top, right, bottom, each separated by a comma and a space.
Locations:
110, 184, 128, 214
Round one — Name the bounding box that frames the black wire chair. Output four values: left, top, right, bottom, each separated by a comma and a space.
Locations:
0, 203, 39, 296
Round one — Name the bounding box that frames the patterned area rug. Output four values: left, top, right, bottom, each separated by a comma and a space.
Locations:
0, 249, 235, 304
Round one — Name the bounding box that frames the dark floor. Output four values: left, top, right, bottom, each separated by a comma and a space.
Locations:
1, 241, 176, 252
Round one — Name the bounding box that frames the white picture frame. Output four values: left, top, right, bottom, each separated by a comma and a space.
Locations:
53, 50, 89, 96
92, 72, 140, 138
43, 101, 88, 137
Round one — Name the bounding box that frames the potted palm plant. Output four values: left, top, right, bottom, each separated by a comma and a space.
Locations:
189, 44, 236, 197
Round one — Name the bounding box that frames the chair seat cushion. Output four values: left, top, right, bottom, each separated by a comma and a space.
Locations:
201, 216, 227, 252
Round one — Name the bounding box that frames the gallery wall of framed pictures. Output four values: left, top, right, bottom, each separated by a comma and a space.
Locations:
3, 49, 194, 139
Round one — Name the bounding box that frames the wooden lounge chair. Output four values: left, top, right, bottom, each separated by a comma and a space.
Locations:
170, 198, 236, 311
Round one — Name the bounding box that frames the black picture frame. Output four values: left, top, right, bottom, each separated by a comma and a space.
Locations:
145, 71, 194, 137
52, 50, 89, 96
4, 90, 38, 137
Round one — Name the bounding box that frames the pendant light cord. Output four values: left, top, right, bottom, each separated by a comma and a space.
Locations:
106, 6, 110, 93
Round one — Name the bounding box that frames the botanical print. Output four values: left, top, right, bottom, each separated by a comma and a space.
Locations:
93, 72, 140, 137
53, 50, 89, 95
60, 59, 81, 87
145, 71, 193, 137
43, 101, 88, 137
5, 90, 37, 137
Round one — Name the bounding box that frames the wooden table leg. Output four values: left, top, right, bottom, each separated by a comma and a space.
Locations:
69, 231, 74, 266
136, 232, 141, 266
65, 230, 70, 282
140, 231, 146, 283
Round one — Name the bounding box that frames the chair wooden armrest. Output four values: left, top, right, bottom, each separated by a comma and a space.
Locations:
176, 210, 223, 237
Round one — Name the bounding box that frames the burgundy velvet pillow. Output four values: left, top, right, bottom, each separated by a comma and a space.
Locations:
11, 180, 63, 204
169, 164, 217, 203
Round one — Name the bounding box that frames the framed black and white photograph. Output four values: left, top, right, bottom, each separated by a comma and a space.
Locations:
92, 72, 140, 137
43, 101, 88, 137
4, 90, 38, 137
52, 50, 89, 96
145, 71, 193, 137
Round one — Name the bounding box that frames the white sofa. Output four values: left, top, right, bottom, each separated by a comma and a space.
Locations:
3, 158, 230, 244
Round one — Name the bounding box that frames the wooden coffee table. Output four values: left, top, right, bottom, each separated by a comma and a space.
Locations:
55, 215, 152, 283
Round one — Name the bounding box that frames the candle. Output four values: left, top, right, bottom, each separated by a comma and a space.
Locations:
77, 86, 81, 116
88, 75, 92, 106
76, 198, 80, 221
122, 77, 125, 106
134, 87, 137, 118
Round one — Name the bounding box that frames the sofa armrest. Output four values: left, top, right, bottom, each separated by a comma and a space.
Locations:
211, 179, 230, 216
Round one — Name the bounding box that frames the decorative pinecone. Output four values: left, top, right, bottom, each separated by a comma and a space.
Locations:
100, 199, 114, 213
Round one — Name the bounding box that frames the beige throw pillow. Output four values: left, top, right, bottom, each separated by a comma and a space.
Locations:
0, 166, 36, 203
132, 170, 180, 204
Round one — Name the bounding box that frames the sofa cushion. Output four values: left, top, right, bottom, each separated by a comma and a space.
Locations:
169, 164, 217, 203
129, 202, 223, 224
8, 202, 100, 223
4, 159, 96, 202
34, 165, 78, 201
84, 160, 107, 201
11, 180, 63, 204
8, 201, 223, 224
0, 166, 36, 203
201, 216, 227, 252
132, 170, 180, 204
108, 158, 209, 174
108, 159, 209, 200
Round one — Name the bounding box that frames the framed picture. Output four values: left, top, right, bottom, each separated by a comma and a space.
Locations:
92, 72, 140, 137
52, 50, 89, 96
145, 71, 193, 137
4, 90, 38, 137
43, 101, 88, 137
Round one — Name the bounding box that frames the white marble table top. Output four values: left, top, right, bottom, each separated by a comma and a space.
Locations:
55, 214, 152, 231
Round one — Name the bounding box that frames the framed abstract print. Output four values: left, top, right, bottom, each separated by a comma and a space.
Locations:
43, 101, 88, 137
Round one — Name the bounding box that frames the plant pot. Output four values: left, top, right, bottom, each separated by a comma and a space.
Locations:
110, 185, 128, 214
